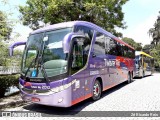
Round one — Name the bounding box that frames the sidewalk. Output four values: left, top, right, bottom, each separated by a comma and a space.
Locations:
0, 92, 26, 110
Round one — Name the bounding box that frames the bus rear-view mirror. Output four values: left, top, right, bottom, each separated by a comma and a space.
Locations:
9, 41, 26, 56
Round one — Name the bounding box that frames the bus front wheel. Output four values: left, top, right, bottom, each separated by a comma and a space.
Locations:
92, 80, 102, 101
127, 72, 131, 83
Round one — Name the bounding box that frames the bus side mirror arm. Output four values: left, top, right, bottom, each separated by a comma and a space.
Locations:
9, 41, 26, 56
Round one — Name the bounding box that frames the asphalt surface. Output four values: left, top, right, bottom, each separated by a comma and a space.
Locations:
2, 73, 160, 119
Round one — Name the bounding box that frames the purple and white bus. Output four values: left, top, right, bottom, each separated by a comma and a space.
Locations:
10, 21, 135, 107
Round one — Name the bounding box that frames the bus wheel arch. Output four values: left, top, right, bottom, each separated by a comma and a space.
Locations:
92, 77, 102, 101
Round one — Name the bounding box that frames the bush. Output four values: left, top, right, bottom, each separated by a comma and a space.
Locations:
155, 68, 160, 72
0, 74, 19, 98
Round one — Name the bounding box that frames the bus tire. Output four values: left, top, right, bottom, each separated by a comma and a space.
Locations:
142, 71, 145, 78
127, 72, 131, 83
131, 72, 133, 82
92, 79, 102, 101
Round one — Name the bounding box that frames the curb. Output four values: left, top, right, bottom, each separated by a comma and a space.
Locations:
0, 92, 27, 110
0, 99, 26, 110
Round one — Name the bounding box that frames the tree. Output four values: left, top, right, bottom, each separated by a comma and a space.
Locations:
19, 0, 128, 37
148, 12, 160, 46
0, 10, 12, 40
0, 41, 22, 97
142, 44, 154, 54
148, 12, 160, 68
150, 45, 160, 68
0, 41, 8, 66
122, 37, 142, 51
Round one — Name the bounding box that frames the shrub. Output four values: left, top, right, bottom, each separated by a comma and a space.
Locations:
0, 74, 19, 98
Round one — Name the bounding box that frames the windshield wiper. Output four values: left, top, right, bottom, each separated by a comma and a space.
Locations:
35, 54, 49, 82
40, 61, 49, 82
24, 53, 49, 83
38, 43, 49, 82
24, 58, 36, 78
24, 50, 39, 78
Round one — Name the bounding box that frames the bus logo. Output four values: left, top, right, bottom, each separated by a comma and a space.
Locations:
105, 60, 116, 67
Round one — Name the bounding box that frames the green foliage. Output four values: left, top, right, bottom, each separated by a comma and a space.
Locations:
19, 0, 128, 37
0, 42, 21, 98
0, 41, 23, 67
122, 37, 142, 51
0, 41, 9, 66
148, 12, 160, 68
0, 10, 12, 40
0, 1, 22, 98
143, 44, 153, 54
0, 74, 19, 98
148, 12, 160, 46
150, 45, 160, 67
11, 49, 23, 67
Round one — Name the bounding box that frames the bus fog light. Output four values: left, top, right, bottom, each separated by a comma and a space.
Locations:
58, 98, 63, 103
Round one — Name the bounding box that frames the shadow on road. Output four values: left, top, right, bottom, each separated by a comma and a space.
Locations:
134, 74, 153, 79
22, 81, 131, 116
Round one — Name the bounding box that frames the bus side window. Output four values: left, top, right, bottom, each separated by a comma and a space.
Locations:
132, 49, 135, 59
74, 25, 94, 41
117, 43, 123, 56
108, 38, 117, 56
93, 32, 105, 56
71, 40, 82, 69
70, 37, 90, 75
124, 46, 128, 57
105, 36, 110, 54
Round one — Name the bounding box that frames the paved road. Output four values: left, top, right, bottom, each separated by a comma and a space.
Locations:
3, 73, 160, 119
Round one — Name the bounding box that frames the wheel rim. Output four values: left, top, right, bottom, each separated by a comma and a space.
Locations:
93, 82, 100, 97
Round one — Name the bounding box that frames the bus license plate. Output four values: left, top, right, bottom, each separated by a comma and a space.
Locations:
31, 97, 40, 102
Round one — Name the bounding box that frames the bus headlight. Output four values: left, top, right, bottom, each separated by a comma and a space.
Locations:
19, 83, 24, 89
50, 84, 70, 93
50, 81, 74, 93
50, 87, 62, 93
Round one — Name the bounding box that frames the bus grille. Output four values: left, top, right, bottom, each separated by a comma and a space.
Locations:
22, 88, 50, 94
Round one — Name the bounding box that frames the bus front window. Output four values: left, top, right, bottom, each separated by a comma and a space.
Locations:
22, 28, 72, 79
42, 28, 72, 77
22, 33, 43, 77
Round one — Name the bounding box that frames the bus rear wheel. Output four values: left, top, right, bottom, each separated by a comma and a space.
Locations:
143, 71, 145, 77
92, 80, 102, 101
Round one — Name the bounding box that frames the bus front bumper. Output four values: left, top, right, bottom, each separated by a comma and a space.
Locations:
134, 69, 143, 77
20, 87, 72, 107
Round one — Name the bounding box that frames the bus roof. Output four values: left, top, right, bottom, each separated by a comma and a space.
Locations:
136, 51, 153, 58
30, 21, 134, 50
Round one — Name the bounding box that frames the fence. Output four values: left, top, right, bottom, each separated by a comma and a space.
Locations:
0, 66, 20, 75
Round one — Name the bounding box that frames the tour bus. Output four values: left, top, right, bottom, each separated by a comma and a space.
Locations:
135, 51, 154, 77
10, 21, 135, 107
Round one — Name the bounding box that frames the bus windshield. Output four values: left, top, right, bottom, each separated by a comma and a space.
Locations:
22, 28, 72, 78
135, 55, 142, 68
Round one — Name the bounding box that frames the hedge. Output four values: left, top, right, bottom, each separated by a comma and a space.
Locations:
0, 74, 19, 98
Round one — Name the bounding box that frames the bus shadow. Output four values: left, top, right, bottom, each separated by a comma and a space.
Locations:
23, 81, 131, 116
134, 74, 153, 79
